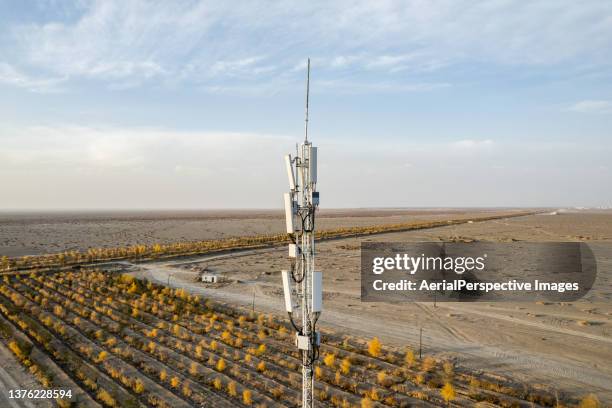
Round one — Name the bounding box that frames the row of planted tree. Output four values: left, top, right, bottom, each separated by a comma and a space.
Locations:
0, 269, 592, 408
0, 211, 539, 273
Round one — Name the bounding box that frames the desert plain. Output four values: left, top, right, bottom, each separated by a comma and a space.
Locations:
0, 208, 610, 406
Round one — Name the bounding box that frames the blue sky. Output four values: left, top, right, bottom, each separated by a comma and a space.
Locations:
1, 0, 611, 209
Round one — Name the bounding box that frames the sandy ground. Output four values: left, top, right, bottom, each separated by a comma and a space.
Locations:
129, 210, 612, 403
0, 208, 514, 257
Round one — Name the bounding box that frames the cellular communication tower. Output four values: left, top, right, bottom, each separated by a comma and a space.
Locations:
281, 58, 322, 408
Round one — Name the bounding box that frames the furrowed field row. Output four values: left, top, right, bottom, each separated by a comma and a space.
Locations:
21, 276, 302, 407
1, 270, 561, 408
60, 272, 492, 406
0, 307, 102, 407
52, 271, 545, 407
46, 271, 430, 407
10, 276, 270, 408
36, 273, 371, 407
0, 285, 150, 408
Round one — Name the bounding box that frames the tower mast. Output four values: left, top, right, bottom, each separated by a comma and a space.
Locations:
281, 58, 321, 408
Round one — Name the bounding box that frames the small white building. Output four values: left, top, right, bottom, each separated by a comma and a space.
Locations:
201, 273, 219, 283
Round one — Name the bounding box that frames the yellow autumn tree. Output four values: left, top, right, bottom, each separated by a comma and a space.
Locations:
323, 353, 335, 367
441, 383, 456, 407
405, 349, 415, 367
340, 358, 351, 375
133, 379, 145, 394
227, 381, 237, 397
243, 389, 253, 405
367, 337, 382, 357
216, 358, 226, 372
361, 397, 373, 408
579, 394, 601, 408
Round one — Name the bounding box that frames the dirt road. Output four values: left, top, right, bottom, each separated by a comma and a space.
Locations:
127, 211, 612, 402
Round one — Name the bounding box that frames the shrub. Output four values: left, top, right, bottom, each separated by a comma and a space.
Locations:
133, 379, 145, 394
443, 361, 454, 379
170, 376, 180, 388
441, 383, 456, 406
340, 358, 351, 375
405, 349, 415, 367
127, 282, 138, 294
323, 353, 335, 367
422, 356, 436, 372
361, 397, 373, 408
579, 394, 601, 408
243, 389, 253, 405
8, 341, 27, 361
257, 330, 266, 340
56, 398, 73, 408
227, 381, 237, 397
216, 358, 226, 372
97, 389, 116, 407
271, 387, 283, 399
255, 344, 266, 356
367, 337, 382, 357
160, 369, 168, 382
256, 361, 266, 373
53, 305, 65, 317
96, 351, 108, 363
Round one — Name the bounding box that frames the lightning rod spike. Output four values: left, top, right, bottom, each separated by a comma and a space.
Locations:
305, 58, 310, 144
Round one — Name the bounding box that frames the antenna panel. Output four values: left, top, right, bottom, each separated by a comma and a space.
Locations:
284, 154, 296, 191
312, 271, 322, 312
309, 146, 317, 184
288, 243, 300, 258
281, 270, 293, 313
284, 193, 295, 233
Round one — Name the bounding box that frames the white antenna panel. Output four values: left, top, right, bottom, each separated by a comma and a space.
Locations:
284, 193, 295, 233
312, 271, 322, 312
309, 146, 317, 184
288, 243, 299, 258
285, 154, 296, 191
281, 270, 293, 313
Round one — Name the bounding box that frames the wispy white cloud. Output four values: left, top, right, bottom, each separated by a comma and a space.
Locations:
568, 100, 612, 114
0, 62, 65, 92
2, 0, 610, 93
450, 139, 494, 150
209, 57, 267, 76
